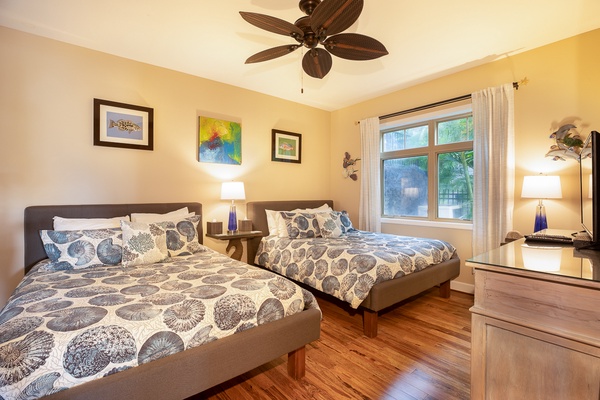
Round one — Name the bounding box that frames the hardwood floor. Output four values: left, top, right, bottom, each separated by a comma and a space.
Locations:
192, 288, 474, 400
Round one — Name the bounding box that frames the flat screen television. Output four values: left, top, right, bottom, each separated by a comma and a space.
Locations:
580, 130, 600, 248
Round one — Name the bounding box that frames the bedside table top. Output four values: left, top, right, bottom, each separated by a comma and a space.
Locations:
206, 231, 263, 240
468, 233, 600, 283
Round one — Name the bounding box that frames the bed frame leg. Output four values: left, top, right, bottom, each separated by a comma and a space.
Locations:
439, 279, 451, 298
363, 309, 378, 338
287, 346, 306, 379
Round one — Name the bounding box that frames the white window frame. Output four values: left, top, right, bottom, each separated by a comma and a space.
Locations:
380, 102, 474, 228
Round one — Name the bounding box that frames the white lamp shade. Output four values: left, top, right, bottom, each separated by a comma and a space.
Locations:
521, 175, 562, 199
221, 181, 246, 201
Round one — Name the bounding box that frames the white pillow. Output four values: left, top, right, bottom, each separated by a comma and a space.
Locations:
131, 207, 192, 222
265, 209, 279, 236
275, 203, 332, 237
53, 215, 130, 230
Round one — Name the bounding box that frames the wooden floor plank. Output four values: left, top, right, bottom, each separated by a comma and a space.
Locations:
191, 288, 473, 400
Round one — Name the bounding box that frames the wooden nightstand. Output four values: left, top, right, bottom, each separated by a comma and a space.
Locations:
205, 231, 263, 261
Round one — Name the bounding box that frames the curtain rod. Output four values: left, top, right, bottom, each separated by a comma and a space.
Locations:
358, 79, 527, 124
378, 93, 472, 121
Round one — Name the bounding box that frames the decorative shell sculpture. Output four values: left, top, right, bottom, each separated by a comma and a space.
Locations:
342, 152, 360, 181
546, 124, 591, 161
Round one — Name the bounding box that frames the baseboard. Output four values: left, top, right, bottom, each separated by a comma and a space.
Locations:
451, 280, 474, 294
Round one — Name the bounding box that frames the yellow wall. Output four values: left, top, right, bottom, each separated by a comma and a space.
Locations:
0, 27, 331, 304
2, 24, 599, 304
331, 28, 600, 290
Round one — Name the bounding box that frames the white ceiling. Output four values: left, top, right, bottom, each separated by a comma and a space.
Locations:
1, 0, 600, 111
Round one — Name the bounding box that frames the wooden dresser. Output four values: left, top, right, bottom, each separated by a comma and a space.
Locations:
467, 238, 600, 399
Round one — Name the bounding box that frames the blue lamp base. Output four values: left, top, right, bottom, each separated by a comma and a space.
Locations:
227, 204, 237, 233
533, 202, 548, 232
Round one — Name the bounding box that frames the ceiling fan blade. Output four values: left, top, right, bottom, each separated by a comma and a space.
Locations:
245, 44, 301, 64
323, 33, 388, 60
302, 48, 333, 79
240, 11, 304, 39
310, 0, 363, 36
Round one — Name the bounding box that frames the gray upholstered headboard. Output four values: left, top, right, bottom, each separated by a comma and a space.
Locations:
245, 200, 333, 265
24, 202, 202, 273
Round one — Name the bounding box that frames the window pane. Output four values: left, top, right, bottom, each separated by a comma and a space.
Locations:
437, 151, 473, 220
383, 125, 428, 151
437, 116, 473, 145
383, 156, 428, 217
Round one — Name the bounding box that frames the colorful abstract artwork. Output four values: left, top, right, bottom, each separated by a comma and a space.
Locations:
198, 116, 242, 165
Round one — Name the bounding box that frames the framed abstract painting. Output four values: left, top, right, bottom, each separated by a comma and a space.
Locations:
93, 99, 153, 150
198, 116, 242, 165
272, 129, 301, 164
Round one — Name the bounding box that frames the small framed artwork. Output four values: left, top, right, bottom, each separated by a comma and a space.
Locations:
93, 99, 154, 150
272, 129, 301, 163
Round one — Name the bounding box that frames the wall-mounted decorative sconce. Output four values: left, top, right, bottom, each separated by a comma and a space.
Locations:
545, 123, 587, 161
221, 181, 245, 233
342, 152, 360, 181
521, 175, 562, 232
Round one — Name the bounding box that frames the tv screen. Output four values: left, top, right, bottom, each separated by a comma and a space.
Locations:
581, 131, 600, 244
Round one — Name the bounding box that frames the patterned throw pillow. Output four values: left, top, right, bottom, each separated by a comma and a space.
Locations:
339, 210, 355, 233
39, 228, 123, 271
160, 215, 205, 256
315, 212, 344, 238
275, 205, 332, 238
279, 212, 321, 239
121, 220, 168, 267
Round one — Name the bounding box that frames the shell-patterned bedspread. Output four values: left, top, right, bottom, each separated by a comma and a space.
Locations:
0, 249, 319, 400
255, 231, 456, 309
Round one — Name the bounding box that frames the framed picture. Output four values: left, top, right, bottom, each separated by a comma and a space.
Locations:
198, 116, 242, 165
272, 129, 301, 163
93, 99, 154, 150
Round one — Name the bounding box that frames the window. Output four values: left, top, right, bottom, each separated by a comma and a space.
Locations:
381, 109, 473, 222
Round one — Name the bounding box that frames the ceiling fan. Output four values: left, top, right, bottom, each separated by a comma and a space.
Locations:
240, 0, 388, 79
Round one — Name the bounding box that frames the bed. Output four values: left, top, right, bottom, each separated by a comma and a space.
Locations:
246, 200, 460, 338
0, 202, 321, 400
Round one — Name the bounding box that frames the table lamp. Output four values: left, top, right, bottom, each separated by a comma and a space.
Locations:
221, 181, 245, 233
521, 175, 562, 232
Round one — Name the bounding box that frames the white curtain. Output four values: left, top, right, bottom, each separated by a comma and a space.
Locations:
472, 83, 515, 256
359, 117, 381, 232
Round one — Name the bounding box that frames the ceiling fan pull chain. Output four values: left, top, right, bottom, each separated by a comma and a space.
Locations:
300, 47, 305, 94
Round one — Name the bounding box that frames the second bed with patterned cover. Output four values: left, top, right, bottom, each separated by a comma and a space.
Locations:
255, 230, 456, 309
247, 200, 461, 338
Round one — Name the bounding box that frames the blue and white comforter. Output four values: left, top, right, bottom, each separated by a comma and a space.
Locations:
0, 248, 319, 399
255, 230, 456, 309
